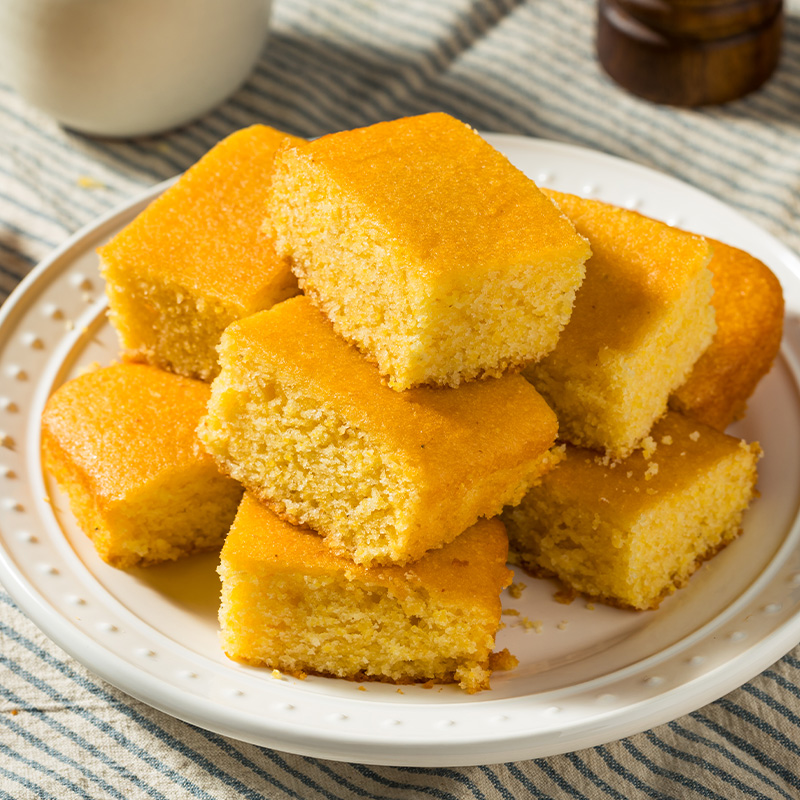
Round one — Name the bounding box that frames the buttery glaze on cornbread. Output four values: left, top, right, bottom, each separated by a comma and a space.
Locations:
219, 495, 514, 693
199, 295, 561, 566
42, 364, 244, 568
267, 113, 591, 390
100, 125, 304, 382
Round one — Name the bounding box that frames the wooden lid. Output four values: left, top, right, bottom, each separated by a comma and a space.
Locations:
597, 0, 783, 106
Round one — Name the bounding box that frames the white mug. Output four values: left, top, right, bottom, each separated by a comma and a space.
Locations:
0, 0, 272, 137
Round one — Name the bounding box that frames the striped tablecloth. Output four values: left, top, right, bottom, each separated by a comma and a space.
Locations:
3, 1, 800, 797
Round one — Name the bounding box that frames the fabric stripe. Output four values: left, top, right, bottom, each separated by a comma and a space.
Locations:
670, 719, 794, 800
693, 705, 800, 790
1, 595, 390, 800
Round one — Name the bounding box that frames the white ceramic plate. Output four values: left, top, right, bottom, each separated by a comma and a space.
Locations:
2, 135, 800, 767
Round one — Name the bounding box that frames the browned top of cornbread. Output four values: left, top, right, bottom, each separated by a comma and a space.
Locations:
41, 363, 214, 502
223, 296, 559, 476
281, 113, 590, 275
542, 189, 712, 355
671, 238, 784, 430
224, 494, 512, 602
541, 411, 760, 520
98, 125, 304, 312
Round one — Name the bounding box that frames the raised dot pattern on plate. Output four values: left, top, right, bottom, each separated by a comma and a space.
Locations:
1, 140, 800, 765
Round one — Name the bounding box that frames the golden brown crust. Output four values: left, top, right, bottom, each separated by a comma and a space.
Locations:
222, 495, 512, 603
223, 656, 492, 690
283, 114, 589, 278
42, 363, 242, 568
99, 125, 304, 310
670, 238, 784, 430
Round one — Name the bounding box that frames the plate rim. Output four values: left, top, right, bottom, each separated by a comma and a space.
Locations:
2, 134, 800, 766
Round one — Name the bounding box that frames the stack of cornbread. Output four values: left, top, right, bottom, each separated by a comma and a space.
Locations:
504, 189, 779, 610
41, 113, 783, 693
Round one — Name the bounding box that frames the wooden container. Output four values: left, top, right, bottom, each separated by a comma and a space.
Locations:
597, 0, 784, 106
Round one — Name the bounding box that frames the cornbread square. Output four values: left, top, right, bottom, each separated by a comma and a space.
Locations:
219, 494, 514, 693
41, 364, 243, 568
266, 113, 591, 390
199, 295, 560, 565
502, 412, 761, 610
670, 238, 784, 430
99, 125, 304, 382
525, 190, 716, 458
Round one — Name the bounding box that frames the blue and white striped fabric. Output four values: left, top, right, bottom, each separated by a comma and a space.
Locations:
3, 0, 800, 797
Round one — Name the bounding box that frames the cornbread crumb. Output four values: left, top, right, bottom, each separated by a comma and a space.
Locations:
645, 463, 659, 480
502, 609, 520, 616
661, 435, 673, 446
77, 175, 105, 189
521, 618, 543, 633
508, 582, 527, 599
557, 620, 569, 630
586, 602, 596, 610
489, 648, 519, 672
554, 588, 577, 604
642, 437, 657, 459
690, 431, 701, 441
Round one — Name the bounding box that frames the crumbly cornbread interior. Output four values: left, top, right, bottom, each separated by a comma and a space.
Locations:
202, 372, 417, 563
198, 296, 560, 565
99, 125, 303, 381
527, 190, 716, 458
102, 276, 242, 383
219, 497, 512, 692
502, 413, 761, 610
267, 113, 591, 389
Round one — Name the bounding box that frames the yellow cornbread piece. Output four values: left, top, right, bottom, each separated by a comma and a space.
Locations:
219, 495, 513, 693
525, 189, 716, 459
199, 295, 560, 565
502, 412, 761, 610
41, 364, 244, 568
266, 113, 591, 390
99, 125, 304, 382
670, 238, 784, 430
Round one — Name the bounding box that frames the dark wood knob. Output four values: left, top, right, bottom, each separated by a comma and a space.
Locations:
597, 0, 784, 106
